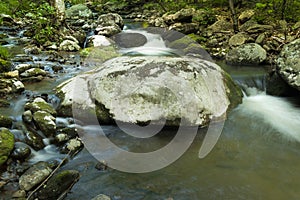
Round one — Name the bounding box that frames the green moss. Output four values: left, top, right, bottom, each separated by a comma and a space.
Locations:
0, 129, 15, 166
0, 115, 13, 128
81, 46, 120, 62
222, 72, 243, 111
169, 36, 194, 49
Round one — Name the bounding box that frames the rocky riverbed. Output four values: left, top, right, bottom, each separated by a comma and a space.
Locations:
0, 2, 300, 199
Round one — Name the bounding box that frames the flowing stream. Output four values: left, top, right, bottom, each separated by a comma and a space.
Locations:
1, 24, 300, 199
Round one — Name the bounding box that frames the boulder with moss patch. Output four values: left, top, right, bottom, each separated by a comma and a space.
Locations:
0, 128, 14, 166
56, 56, 242, 126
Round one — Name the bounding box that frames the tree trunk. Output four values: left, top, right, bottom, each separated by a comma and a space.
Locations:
229, 0, 238, 33
50, 0, 65, 25
281, 0, 287, 20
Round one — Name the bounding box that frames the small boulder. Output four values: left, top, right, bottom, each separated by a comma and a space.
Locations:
24, 97, 57, 116
24, 131, 45, 151
65, 4, 92, 19
11, 142, 31, 161
33, 111, 56, 137
111, 32, 147, 48
34, 170, 80, 200
91, 194, 111, 200
226, 43, 267, 65
86, 35, 113, 47
19, 161, 52, 191
59, 40, 81, 52
276, 38, 300, 91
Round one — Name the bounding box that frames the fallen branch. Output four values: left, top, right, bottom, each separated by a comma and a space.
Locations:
26, 151, 71, 200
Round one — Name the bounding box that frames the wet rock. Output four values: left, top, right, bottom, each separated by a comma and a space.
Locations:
61, 138, 83, 154
12, 54, 33, 62
111, 32, 147, 48
12, 190, 26, 198
11, 142, 31, 160
0, 115, 13, 128
238, 9, 255, 24
57, 56, 242, 126
19, 161, 52, 191
14, 64, 33, 73
59, 40, 81, 52
25, 97, 57, 116
65, 4, 93, 19
266, 70, 300, 96
20, 68, 47, 78
0, 128, 14, 166
95, 160, 108, 171
226, 43, 267, 65
276, 38, 300, 92
24, 46, 41, 55
228, 33, 249, 47
34, 170, 79, 200
91, 194, 111, 200
25, 131, 45, 151
11, 79, 25, 92
22, 110, 33, 123
86, 35, 113, 47
33, 111, 56, 137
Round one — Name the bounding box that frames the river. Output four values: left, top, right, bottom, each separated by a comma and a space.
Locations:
1, 23, 300, 200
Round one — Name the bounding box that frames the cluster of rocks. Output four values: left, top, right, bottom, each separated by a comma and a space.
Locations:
0, 92, 84, 198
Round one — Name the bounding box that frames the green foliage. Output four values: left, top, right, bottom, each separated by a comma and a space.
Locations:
254, 0, 300, 23
17, 2, 59, 45
0, 47, 11, 73
0, 0, 19, 15
0, 46, 10, 60
192, 8, 216, 26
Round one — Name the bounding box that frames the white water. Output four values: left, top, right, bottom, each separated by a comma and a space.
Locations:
119, 29, 177, 56
237, 91, 300, 142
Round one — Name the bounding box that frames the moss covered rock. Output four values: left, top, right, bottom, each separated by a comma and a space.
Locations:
35, 170, 80, 199
0, 128, 14, 166
33, 111, 56, 137
0, 115, 12, 128
25, 97, 57, 116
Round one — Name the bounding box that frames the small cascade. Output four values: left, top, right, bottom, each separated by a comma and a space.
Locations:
119, 29, 178, 56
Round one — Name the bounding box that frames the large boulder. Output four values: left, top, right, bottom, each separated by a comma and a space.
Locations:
56, 56, 242, 126
0, 129, 14, 166
226, 43, 267, 65
276, 39, 300, 91
65, 4, 93, 19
